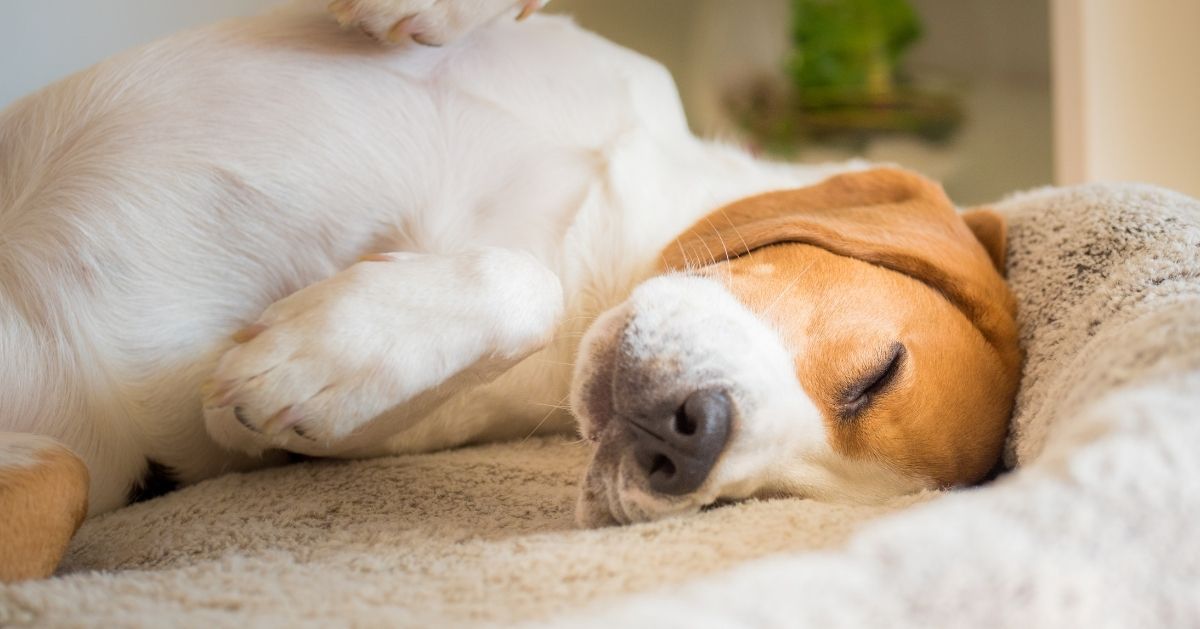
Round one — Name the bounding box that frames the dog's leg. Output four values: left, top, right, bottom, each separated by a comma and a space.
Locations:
0, 434, 89, 582
203, 247, 562, 453
326, 0, 549, 46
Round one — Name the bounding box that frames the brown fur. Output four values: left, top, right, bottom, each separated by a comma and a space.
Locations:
0, 443, 89, 583
661, 168, 1022, 487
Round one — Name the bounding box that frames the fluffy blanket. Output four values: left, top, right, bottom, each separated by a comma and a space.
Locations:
2, 182, 1198, 627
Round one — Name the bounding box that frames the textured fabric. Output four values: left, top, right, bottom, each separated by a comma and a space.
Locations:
2, 183, 1198, 627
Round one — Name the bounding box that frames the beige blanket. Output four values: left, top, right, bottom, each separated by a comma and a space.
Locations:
3, 182, 1198, 627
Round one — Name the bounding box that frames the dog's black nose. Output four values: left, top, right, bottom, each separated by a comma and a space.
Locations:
629, 388, 733, 495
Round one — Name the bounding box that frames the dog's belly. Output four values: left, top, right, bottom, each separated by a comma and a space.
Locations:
0, 9, 698, 511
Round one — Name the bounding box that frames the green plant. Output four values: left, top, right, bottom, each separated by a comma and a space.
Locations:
788, 0, 921, 101
726, 0, 962, 153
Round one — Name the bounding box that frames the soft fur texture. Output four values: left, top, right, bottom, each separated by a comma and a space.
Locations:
2, 182, 1196, 626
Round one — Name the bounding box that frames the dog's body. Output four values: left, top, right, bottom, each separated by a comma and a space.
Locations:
0, 0, 1020, 580
2, 3, 793, 510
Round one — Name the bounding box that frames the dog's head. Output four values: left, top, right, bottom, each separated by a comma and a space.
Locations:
571, 168, 1021, 526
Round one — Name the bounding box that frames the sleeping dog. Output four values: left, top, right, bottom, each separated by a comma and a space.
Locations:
0, 0, 1020, 581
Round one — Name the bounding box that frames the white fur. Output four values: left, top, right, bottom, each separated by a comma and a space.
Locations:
205, 247, 563, 454
0, 0, 862, 517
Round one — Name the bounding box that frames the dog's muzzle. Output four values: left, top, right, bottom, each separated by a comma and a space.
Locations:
573, 275, 787, 525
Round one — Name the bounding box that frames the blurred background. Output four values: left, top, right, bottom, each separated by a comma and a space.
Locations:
548, 0, 1052, 205
3, 0, 275, 106
2, 0, 1196, 202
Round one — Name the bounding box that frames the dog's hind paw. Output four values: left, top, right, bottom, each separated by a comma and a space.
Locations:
328, 0, 546, 46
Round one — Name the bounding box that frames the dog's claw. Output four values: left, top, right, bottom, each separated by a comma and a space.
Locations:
233, 407, 260, 433
291, 424, 318, 441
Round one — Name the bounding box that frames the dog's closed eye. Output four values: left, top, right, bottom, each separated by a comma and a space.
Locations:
840, 342, 906, 421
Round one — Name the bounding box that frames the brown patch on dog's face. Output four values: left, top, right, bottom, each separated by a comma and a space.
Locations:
664, 168, 1021, 489
702, 242, 1013, 487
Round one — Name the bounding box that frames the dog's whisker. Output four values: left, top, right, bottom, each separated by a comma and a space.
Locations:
761, 265, 811, 317
534, 359, 576, 367
719, 209, 754, 258
700, 218, 729, 285
674, 240, 700, 275
530, 402, 572, 410
521, 392, 573, 442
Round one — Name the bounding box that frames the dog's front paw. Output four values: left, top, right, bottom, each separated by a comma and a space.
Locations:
328, 0, 545, 46
202, 266, 418, 448
202, 249, 562, 453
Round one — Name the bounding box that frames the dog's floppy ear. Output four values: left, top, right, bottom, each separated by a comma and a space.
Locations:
660, 167, 1020, 374
961, 208, 1008, 274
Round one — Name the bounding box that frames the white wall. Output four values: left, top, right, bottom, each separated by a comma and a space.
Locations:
1054, 0, 1200, 197
1, 0, 277, 109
